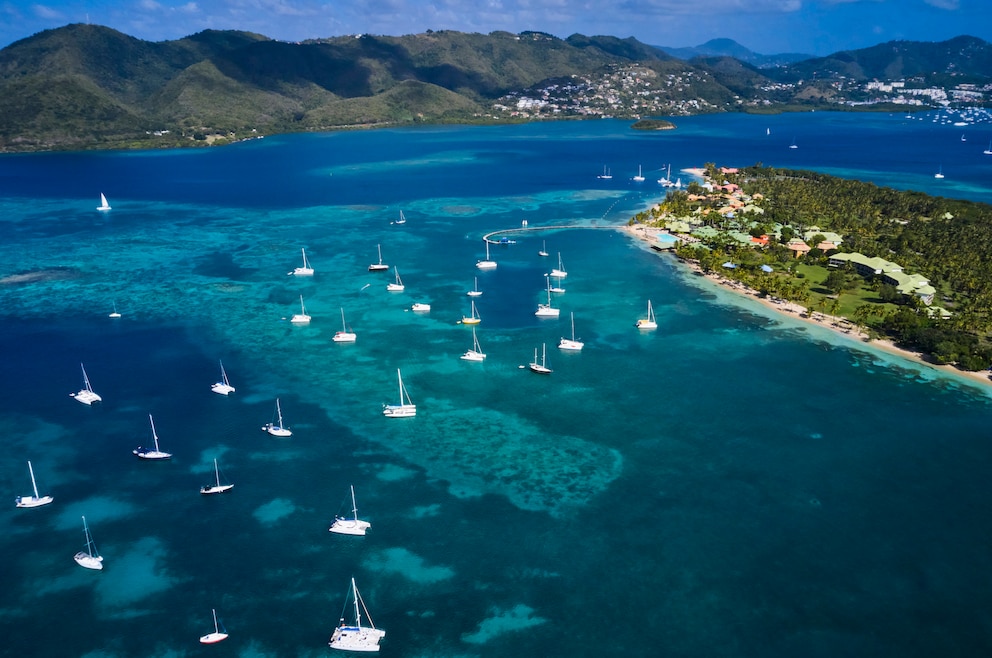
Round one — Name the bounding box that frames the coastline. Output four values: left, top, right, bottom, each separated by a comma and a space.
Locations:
621, 224, 992, 392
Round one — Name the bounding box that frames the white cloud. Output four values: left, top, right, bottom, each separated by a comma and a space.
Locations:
31, 3, 64, 20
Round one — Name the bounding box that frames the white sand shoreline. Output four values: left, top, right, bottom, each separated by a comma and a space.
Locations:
621, 224, 992, 393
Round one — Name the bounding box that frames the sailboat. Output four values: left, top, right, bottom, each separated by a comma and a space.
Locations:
411, 302, 431, 312
211, 360, 236, 395
460, 327, 486, 361
558, 312, 584, 351
70, 363, 102, 405
329, 485, 371, 536
386, 267, 405, 291
476, 241, 497, 270
289, 247, 314, 276
467, 276, 483, 297
134, 414, 172, 459
528, 344, 552, 374
382, 368, 416, 418
636, 300, 657, 330
291, 295, 312, 324
368, 244, 389, 271
658, 164, 674, 187
328, 578, 385, 652
262, 398, 293, 436
984, 140, 992, 155
15, 460, 53, 508
200, 458, 234, 495
393, 210, 406, 225
550, 252, 567, 278
934, 164, 945, 179
108, 301, 121, 318
597, 166, 612, 180
199, 608, 229, 644
548, 274, 565, 294
460, 299, 481, 325
789, 137, 798, 149
632, 165, 645, 182
538, 240, 549, 258
535, 277, 559, 317
333, 308, 357, 342
74, 516, 104, 570
96, 193, 111, 211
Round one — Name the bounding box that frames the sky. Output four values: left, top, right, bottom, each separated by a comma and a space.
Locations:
1, 0, 990, 55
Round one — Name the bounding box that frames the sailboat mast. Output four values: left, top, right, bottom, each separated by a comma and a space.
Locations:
352, 578, 362, 628
276, 399, 283, 427
214, 459, 221, 487
212, 608, 219, 633
28, 461, 39, 498
350, 485, 359, 520
149, 414, 159, 451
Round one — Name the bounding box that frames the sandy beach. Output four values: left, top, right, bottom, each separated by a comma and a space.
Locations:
622, 224, 992, 392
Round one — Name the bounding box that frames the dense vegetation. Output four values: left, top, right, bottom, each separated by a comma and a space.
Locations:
644, 167, 992, 371
1, 25, 990, 152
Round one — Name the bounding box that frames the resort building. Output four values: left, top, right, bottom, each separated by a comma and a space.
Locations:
828, 252, 935, 305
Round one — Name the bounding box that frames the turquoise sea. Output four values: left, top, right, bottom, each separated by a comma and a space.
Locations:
2, 111, 992, 657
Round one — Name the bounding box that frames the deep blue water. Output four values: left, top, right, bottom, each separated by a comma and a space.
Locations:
2, 112, 992, 657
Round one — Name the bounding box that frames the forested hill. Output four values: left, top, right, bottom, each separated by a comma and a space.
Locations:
1, 25, 990, 152
0, 25, 669, 151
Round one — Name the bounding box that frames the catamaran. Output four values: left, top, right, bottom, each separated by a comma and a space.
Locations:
199, 608, 229, 644
476, 241, 497, 270
558, 312, 584, 351
382, 369, 416, 418
70, 363, 102, 405
368, 244, 389, 271
386, 267, 405, 291
333, 308, 357, 342
636, 300, 657, 330
134, 414, 172, 460
461, 300, 481, 325
550, 252, 567, 278
96, 193, 111, 211
535, 277, 559, 317
74, 516, 104, 570
528, 344, 552, 374
460, 327, 486, 361
200, 458, 234, 494
328, 578, 385, 652
411, 302, 431, 312
262, 398, 293, 436
467, 276, 483, 297
289, 247, 314, 276
290, 295, 311, 324
211, 360, 236, 395
15, 460, 53, 508
329, 485, 371, 536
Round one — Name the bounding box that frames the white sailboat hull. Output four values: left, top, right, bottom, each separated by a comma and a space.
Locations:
211, 382, 236, 395
529, 363, 552, 374
535, 306, 560, 317
636, 320, 657, 329
558, 338, 584, 351
382, 404, 417, 418
333, 331, 358, 342
71, 389, 102, 405
476, 260, 497, 270
263, 424, 293, 437
550, 268, 566, 278
16, 495, 54, 508
467, 290, 482, 297
199, 632, 229, 644
461, 316, 481, 324
411, 303, 430, 312
460, 350, 486, 361
133, 449, 172, 460
368, 264, 389, 271
386, 284, 404, 291
290, 314, 311, 324
291, 267, 314, 276
329, 518, 372, 535
329, 625, 385, 652
74, 553, 104, 570
201, 483, 234, 495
